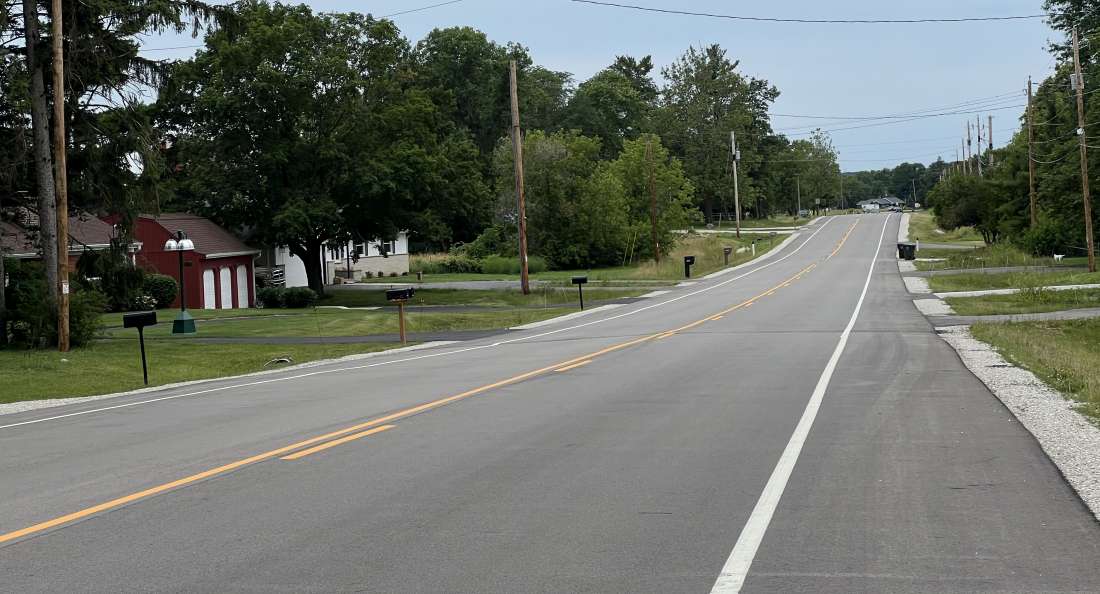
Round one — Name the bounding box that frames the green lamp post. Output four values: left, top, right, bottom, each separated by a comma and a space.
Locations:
165, 230, 197, 334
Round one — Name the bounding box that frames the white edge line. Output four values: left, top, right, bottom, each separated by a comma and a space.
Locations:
709, 213, 892, 593
1, 217, 838, 431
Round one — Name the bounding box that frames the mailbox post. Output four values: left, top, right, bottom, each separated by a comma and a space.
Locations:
123, 311, 157, 385
722, 246, 733, 266
386, 287, 415, 344
571, 275, 588, 310
683, 255, 696, 278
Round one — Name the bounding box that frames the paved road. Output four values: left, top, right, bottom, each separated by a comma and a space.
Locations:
2, 213, 1098, 593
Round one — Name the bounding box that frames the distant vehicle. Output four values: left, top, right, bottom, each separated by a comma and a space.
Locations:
798, 209, 810, 218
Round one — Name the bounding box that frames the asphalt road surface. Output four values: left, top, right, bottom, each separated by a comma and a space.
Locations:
2, 213, 1098, 593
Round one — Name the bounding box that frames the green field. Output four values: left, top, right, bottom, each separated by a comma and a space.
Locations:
947, 288, 1100, 316
906, 211, 984, 245
0, 341, 399, 403
322, 287, 645, 308
102, 307, 570, 339
914, 244, 1086, 271
928, 271, 1100, 293
400, 233, 779, 285
972, 319, 1100, 421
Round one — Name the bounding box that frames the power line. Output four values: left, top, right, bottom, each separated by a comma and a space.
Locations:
771, 96, 1021, 125
780, 103, 1027, 135
382, 0, 465, 18
570, 0, 1051, 23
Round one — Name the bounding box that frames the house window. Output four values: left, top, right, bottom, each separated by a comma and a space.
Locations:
379, 240, 396, 256
357, 242, 368, 257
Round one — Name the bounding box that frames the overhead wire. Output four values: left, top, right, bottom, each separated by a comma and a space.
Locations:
569, 0, 1051, 23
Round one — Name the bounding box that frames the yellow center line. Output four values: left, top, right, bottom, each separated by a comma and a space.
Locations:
281, 425, 395, 461
829, 221, 859, 259
0, 219, 861, 546
554, 359, 593, 372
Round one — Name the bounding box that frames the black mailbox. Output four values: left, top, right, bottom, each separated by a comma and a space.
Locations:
684, 256, 696, 265
722, 247, 733, 256
571, 275, 588, 285
386, 287, 415, 302
123, 311, 157, 329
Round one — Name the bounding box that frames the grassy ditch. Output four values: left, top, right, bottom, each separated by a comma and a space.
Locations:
915, 244, 1087, 271
927, 271, 1100, 293
906, 211, 983, 245
947, 288, 1100, 316
322, 287, 645, 308
972, 319, 1100, 421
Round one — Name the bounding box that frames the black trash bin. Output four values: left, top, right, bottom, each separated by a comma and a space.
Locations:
897, 242, 916, 260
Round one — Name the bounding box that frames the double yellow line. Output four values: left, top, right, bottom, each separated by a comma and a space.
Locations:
0, 220, 860, 546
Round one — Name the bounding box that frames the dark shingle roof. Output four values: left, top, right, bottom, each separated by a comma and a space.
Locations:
144, 213, 258, 257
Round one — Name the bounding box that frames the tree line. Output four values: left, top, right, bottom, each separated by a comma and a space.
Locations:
1, 0, 847, 295
925, 0, 1099, 258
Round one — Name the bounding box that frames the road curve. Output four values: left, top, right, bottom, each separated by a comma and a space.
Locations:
1, 213, 1098, 593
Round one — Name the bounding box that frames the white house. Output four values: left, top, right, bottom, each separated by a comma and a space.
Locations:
858, 196, 905, 212
257, 232, 410, 288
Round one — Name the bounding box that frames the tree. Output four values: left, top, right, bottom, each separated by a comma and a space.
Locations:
159, 3, 433, 294
656, 44, 779, 219
492, 130, 631, 268
566, 69, 649, 158
610, 54, 658, 104
787, 131, 840, 213
607, 134, 694, 259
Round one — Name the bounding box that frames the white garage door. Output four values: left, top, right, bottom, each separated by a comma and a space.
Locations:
219, 267, 233, 309
202, 269, 216, 309
236, 264, 249, 308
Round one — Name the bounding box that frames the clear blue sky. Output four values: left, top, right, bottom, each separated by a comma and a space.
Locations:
145, 0, 1060, 171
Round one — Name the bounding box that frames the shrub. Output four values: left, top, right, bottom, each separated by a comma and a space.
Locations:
130, 295, 158, 311
441, 255, 481, 273
75, 242, 145, 312
389, 271, 398, 277
4, 261, 105, 348
257, 286, 285, 308
142, 274, 178, 309
457, 225, 514, 260
282, 286, 318, 308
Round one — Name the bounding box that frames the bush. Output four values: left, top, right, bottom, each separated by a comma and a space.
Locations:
4, 261, 105, 348
457, 225, 514, 260
282, 287, 318, 308
480, 255, 548, 275
75, 242, 145, 312
142, 274, 178, 309
257, 286, 285, 308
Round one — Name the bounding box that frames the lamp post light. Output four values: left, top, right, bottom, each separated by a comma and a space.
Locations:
164, 230, 197, 334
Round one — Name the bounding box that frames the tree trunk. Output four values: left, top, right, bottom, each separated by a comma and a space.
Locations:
290, 242, 326, 297
22, 0, 58, 293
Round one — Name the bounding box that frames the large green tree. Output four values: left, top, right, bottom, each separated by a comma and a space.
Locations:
159, 2, 467, 293
607, 134, 694, 260
655, 44, 779, 219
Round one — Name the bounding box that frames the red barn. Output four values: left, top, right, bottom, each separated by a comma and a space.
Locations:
131, 214, 259, 309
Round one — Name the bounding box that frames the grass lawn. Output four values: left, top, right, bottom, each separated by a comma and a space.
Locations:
906, 211, 984, 245
394, 234, 779, 285
0, 341, 398, 403
972, 319, 1100, 421
927, 271, 1100, 293
711, 215, 811, 228
914, 243, 1087, 271
947, 288, 1100, 316
322, 287, 646, 308
101, 307, 571, 339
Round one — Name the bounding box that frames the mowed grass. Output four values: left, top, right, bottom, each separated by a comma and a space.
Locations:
947, 288, 1100, 315
101, 307, 571, 339
972, 319, 1100, 421
906, 211, 984, 245
927, 271, 1100, 293
321, 286, 646, 308
914, 244, 1087, 271
711, 215, 811, 228
0, 341, 398, 403
391, 234, 779, 285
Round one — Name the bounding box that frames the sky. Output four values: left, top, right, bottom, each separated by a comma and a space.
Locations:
142, 0, 1061, 172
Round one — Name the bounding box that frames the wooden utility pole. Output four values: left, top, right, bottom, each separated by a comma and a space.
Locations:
1027, 77, 1038, 227
795, 176, 801, 216
988, 114, 994, 167
911, 178, 917, 208
508, 60, 531, 294
1073, 27, 1097, 272
966, 124, 973, 175
51, 0, 70, 351
975, 116, 983, 177
645, 140, 660, 262
730, 131, 741, 238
